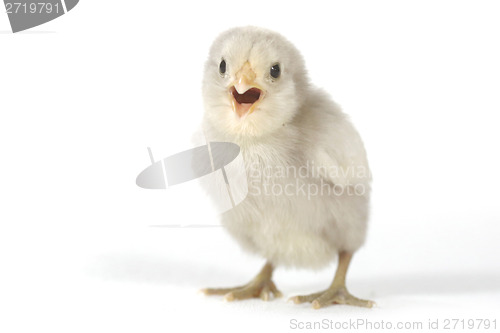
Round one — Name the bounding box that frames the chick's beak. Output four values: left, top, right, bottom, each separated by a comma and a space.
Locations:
229, 62, 264, 118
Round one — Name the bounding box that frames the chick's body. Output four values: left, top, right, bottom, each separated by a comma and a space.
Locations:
208, 91, 370, 269
202, 27, 373, 308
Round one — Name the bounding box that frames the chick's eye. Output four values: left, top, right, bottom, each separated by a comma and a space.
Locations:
219, 59, 226, 75
270, 64, 280, 78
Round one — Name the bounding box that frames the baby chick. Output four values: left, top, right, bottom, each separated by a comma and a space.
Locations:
201, 27, 373, 309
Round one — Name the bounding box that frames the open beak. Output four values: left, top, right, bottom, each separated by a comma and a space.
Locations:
229, 62, 264, 118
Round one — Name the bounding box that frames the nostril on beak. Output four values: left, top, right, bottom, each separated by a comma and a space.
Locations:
234, 62, 257, 94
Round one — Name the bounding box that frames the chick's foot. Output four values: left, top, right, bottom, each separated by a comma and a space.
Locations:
201, 262, 282, 301
290, 286, 374, 309
290, 251, 374, 309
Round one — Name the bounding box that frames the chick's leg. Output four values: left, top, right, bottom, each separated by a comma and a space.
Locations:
291, 251, 374, 309
201, 262, 282, 301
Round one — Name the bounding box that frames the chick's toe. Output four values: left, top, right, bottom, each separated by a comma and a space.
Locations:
202, 262, 282, 302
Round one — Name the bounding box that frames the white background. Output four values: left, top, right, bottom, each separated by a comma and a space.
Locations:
1, 1, 499, 332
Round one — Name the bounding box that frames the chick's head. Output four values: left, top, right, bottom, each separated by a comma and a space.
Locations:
202, 26, 309, 139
